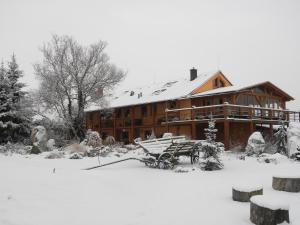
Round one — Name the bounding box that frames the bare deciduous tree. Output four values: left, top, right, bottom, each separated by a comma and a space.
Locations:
34, 35, 125, 140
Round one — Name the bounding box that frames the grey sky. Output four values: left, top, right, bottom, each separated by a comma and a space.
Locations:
1, 0, 300, 109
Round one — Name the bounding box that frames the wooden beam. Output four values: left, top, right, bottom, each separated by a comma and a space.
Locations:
223, 103, 230, 150
224, 120, 230, 150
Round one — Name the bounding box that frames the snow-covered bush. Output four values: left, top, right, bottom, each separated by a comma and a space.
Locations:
65, 143, 88, 156
199, 117, 223, 171
69, 152, 83, 159
274, 120, 287, 155
174, 166, 191, 173
86, 129, 102, 148
46, 139, 56, 151
45, 150, 64, 159
31, 126, 48, 152
257, 153, 288, 164
287, 122, 300, 157
0, 142, 30, 155
104, 136, 116, 145
245, 132, 265, 156
162, 133, 173, 138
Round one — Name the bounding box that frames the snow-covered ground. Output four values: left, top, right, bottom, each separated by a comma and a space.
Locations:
0, 152, 300, 225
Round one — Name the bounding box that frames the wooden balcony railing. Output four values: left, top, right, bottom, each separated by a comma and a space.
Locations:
165, 103, 300, 124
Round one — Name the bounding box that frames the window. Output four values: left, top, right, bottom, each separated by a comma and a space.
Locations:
219, 80, 225, 87
214, 79, 218, 88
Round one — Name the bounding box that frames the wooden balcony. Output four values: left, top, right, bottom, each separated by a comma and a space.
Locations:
164, 103, 300, 124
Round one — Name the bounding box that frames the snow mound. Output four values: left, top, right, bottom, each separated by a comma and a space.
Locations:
69, 153, 83, 159
65, 143, 89, 156
257, 153, 288, 164
45, 150, 64, 159
250, 195, 289, 210
287, 122, 300, 157
174, 166, 193, 173
246, 132, 265, 156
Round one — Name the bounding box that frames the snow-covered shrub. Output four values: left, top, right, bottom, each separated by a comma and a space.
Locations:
124, 144, 138, 151
86, 129, 102, 148
287, 122, 300, 157
257, 153, 288, 164
46, 139, 56, 151
290, 146, 300, 161
199, 117, 223, 171
245, 132, 265, 156
0, 142, 29, 155
104, 135, 116, 145
65, 143, 88, 156
31, 126, 48, 152
274, 120, 287, 155
45, 150, 64, 159
162, 133, 173, 138
30, 145, 41, 154
174, 166, 190, 173
69, 152, 83, 159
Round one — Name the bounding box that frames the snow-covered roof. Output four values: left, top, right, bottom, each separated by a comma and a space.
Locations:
190, 81, 294, 100
86, 70, 221, 111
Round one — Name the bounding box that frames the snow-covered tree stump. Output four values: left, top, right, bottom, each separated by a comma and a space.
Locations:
272, 176, 300, 193
232, 185, 263, 202
250, 196, 289, 225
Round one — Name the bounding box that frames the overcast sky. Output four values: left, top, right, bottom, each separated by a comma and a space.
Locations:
1, 0, 300, 109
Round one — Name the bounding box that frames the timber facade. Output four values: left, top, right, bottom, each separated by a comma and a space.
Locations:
85, 69, 298, 150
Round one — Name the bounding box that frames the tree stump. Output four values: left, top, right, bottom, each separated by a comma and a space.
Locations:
272, 176, 300, 193
232, 185, 263, 202
250, 196, 289, 225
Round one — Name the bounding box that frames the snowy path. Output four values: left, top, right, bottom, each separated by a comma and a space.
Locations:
0, 154, 299, 225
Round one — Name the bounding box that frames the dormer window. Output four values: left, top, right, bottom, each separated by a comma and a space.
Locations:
214, 78, 225, 88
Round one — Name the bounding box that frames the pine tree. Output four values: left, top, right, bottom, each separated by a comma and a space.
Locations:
274, 117, 287, 155
0, 62, 9, 114
0, 55, 31, 143
199, 116, 224, 171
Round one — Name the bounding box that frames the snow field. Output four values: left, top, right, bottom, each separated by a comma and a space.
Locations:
0, 153, 299, 225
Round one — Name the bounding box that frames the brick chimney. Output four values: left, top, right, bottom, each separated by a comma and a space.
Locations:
190, 68, 197, 81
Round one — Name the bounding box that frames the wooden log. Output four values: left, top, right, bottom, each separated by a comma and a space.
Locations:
250, 196, 289, 225
272, 176, 300, 193
232, 186, 263, 202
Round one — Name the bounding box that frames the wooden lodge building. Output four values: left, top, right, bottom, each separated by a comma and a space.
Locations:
85, 69, 299, 150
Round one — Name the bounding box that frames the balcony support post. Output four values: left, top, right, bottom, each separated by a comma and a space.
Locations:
224, 103, 230, 150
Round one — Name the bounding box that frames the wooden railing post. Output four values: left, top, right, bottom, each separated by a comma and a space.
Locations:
165, 108, 169, 132
113, 111, 116, 138
223, 102, 230, 150
191, 106, 196, 139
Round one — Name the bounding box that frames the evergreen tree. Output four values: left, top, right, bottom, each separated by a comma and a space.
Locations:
274, 117, 287, 155
0, 55, 31, 143
199, 116, 223, 171
0, 62, 9, 114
